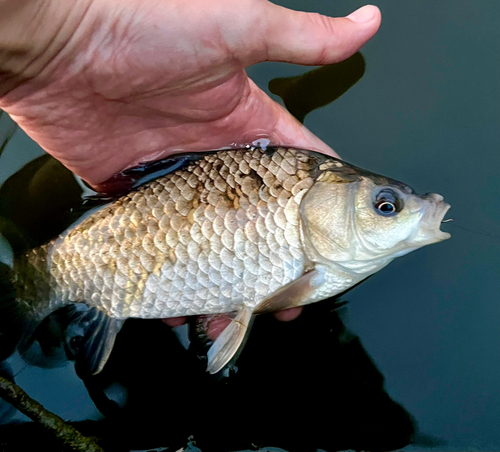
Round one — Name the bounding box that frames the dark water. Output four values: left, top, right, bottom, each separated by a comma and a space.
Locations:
0, 0, 499, 450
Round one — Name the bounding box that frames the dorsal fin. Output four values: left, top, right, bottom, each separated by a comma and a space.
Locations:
92, 153, 206, 195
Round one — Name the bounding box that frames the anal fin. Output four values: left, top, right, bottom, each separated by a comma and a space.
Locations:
69, 306, 123, 376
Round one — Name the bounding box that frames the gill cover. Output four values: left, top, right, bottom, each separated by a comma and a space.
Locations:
300, 171, 359, 263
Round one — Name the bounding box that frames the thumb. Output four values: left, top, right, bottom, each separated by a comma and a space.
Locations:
257, 4, 381, 65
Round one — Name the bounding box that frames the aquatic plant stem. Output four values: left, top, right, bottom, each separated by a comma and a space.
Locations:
0, 374, 104, 452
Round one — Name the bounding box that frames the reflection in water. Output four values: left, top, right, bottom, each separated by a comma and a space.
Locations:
269, 53, 365, 124
0, 302, 417, 451
0, 155, 83, 252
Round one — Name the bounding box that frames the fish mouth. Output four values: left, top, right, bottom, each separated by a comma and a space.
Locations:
417, 194, 452, 243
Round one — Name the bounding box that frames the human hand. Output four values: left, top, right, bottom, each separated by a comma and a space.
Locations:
162, 306, 301, 331
0, 0, 380, 325
0, 0, 380, 189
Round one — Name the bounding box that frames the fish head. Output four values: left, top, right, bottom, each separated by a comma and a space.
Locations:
351, 177, 451, 258
300, 163, 451, 275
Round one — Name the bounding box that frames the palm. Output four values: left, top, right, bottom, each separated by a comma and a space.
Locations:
2, 0, 380, 188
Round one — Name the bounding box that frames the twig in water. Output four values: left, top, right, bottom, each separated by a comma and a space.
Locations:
0, 374, 104, 452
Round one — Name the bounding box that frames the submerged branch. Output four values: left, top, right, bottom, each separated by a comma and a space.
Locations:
0, 374, 104, 452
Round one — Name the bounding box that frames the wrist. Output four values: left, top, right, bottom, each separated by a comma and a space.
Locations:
0, 0, 90, 97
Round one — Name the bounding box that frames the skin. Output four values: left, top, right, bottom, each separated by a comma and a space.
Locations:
0, 0, 381, 328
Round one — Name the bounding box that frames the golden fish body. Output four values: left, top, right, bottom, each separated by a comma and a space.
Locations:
7, 147, 450, 373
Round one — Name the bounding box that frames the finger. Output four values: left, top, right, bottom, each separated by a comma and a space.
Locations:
236, 78, 339, 157
271, 102, 338, 157
274, 307, 303, 322
256, 4, 381, 66
206, 316, 232, 341
161, 317, 186, 327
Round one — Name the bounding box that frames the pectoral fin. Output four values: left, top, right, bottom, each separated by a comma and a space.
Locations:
206, 307, 253, 374
205, 268, 322, 374
253, 268, 323, 314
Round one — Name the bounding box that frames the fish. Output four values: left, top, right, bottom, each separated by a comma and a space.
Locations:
0, 147, 451, 374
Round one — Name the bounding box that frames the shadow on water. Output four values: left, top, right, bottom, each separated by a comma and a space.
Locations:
0, 155, 83, 252
268, 52, 365, 124
0, 55, 428, 451
0, 303, 417, 452
0, 111, 17, 161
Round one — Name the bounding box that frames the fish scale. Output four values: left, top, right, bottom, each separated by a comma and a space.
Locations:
15, 147, 316, 320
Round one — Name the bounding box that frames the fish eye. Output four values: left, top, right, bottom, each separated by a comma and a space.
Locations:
373, 188, 403, 217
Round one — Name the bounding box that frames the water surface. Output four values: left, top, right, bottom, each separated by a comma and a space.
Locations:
1, 0, 499, 450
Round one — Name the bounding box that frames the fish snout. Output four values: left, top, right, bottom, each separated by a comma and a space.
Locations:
418, 194, 451, 242
421, 192, 444, 203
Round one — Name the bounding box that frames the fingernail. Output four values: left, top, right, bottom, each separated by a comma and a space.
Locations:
347, 5, 378, 23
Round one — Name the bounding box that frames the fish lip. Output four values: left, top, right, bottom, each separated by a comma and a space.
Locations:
421, 200, 452, 242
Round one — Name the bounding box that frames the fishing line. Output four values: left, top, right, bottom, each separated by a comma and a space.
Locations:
442, 219, 500, 242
